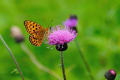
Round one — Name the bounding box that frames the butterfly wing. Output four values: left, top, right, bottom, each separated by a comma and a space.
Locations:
29, 33, 42, 46
24, 20, 43, 34
24, 20, 48, 46
29, 28, 48, 46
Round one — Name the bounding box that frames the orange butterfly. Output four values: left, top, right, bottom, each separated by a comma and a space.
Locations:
24, 20, 48, 46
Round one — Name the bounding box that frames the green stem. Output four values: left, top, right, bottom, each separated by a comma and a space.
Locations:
60, 51, 66, 80
75, 39, 94, 80
0, 35, 24, 80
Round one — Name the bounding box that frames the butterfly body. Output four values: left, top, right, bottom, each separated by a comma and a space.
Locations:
24, 20, 48, 46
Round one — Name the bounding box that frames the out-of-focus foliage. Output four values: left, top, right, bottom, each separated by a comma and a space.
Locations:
115, 74, 120, 80
0, 0, 120, 80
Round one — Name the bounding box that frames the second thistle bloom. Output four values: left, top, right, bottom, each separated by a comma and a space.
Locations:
64, 15, 78, 28
48, 26, 76, 51
64, 15, 78, 33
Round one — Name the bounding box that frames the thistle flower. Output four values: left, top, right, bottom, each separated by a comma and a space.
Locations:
105, 69, 116, 80
64, 15, 78, 33
48, 26, 76, 51
48, 26, 77, 80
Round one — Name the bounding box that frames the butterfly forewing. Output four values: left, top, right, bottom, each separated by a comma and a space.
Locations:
24, 20, 43, 34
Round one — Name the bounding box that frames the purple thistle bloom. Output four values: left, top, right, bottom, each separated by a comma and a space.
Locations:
64, 15, 78, 28
48, 26, 77, 45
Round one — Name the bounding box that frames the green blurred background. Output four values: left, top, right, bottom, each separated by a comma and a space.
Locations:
0, 0, 120, 80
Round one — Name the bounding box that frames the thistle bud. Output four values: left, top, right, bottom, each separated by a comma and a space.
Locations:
105, 69, 116, 80
11, 26, 24, 43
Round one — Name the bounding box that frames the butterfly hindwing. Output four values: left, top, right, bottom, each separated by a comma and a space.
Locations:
29, 33, 42, 46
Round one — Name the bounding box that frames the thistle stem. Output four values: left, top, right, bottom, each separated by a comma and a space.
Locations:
60, 51, 66, 80
75, 39, 94, 80
0, 35, 24, 80
20, 43, 61, 80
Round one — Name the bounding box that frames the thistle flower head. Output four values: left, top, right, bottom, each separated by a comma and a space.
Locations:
64, 15, 78, 28
48, 26, 76, 45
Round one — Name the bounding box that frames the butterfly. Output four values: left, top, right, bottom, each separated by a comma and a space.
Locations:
24, 20, 49, 46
